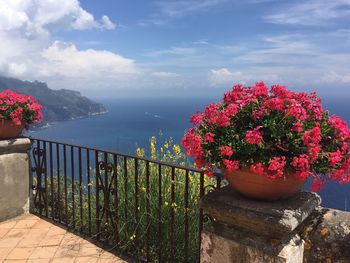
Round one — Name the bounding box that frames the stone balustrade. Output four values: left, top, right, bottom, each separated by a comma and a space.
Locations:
0, 138, 32, 222
200, 186, 350, 263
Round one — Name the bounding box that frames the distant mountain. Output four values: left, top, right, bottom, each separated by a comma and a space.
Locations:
0, 76, 107, 128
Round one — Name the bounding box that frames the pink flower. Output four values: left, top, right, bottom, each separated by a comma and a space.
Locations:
310, 178, 326, 191
250, 162, 265, 175
204, 103, 219, 124
183, 82, 350, 186
216, 111, 230, 127
190, 112, 204, 126
302, 125, 321, 146
252, 107, 268, 120
251, 81, 268, 97
285, 101, 308, 120
226, 104, 240, 116
329, 157, 349, 183
264, 98, 284, 111
268, 156, 286, 178
245, 127, 263, 145
329, 150, 342, 167
295, 171, 310, 180
223, 159, 239, 172
292, 122, 303, 133
329, 115, 350, 140
307, 145, 321, 163
181, 128, 203, 160
270, 85, 291, 99
219, 146, 233, 157
291, 155, 310, 180
223, 84, 245, 104
204, 132, 215, 143
0, 90, 42, 125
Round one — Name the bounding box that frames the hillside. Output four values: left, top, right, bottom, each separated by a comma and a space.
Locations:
0, 76, 106, 127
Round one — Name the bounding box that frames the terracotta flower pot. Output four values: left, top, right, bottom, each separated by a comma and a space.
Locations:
0, 120, 25, 139
223, 169, 306, 201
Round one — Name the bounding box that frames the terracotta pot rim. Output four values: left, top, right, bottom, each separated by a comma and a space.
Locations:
221, 167, 306, 182
0, 119, 25, 139
222, 168, 307, 201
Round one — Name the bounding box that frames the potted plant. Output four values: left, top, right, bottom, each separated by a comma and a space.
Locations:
0, 90, 42, 139
182, 82, 350, 200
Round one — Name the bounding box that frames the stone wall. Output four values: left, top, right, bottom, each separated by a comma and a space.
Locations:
200, 186, 350, 263
301, 208, 350, 263
0, 138, 32, 222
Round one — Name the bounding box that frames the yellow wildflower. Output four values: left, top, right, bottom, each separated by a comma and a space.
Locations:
173, 144, 181, 155
150, 136, 157, 158
136, 147, 145, 157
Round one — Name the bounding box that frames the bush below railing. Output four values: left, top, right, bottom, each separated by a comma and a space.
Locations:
30, 137, 221, 263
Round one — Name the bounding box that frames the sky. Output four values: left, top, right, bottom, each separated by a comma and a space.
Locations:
0, 0, 349, 98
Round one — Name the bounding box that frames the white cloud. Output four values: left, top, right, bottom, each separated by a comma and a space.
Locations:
322, 71, 350, 84
144, 47, 197, 57
209, 68, 251, 86
209, 68, 279, 87
0, 0, 140, 93
1, 40, 138, 90
100, 15, 116, 30
152, 71, 180, 77
0, 0, 116, 35
139, 0, 229, 26
265, 0, 350, 26
156, 0, 229, 17
41, 42, 137, 76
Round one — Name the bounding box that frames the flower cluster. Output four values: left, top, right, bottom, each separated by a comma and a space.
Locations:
0, 90, 42, 126
182, 82, 350, 191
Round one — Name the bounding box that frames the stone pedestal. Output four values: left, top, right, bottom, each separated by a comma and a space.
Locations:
200, 186, 321, 263
0, 138, 32, 222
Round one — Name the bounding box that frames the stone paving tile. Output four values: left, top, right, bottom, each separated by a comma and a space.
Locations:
16, 228, 49, 248
75, 257, 99, 263
0, 237, 22, 248
4, 229, 30, 239
38, 234, 65, 246
0, 214, 129, 263
51, 257, 76, 263
0, 248, 13, 260
13, 220, 38, 229
0, 229, 9, 238
6, 247, 34, 260
50, 257, 75, 263
29, 246, 59, 259
27, 259, 51, 263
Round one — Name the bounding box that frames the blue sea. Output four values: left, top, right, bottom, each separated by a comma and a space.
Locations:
25, 97, 350, 211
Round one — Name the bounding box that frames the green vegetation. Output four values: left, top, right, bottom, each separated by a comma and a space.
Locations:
32, 136, 217, 262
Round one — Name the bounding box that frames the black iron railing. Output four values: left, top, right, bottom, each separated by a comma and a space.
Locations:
29, 138, 222, 262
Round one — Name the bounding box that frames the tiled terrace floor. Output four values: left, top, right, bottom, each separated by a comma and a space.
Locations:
0, 214, 129, 263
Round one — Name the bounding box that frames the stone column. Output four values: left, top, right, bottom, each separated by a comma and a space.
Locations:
0, 138, 32, 222
200, 186, 321, 263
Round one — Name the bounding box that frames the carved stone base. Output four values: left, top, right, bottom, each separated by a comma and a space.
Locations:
200, 186, 321, 263
0, 138, 32, 222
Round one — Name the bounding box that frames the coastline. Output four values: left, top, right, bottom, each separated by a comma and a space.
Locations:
29, 109, 109, 131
